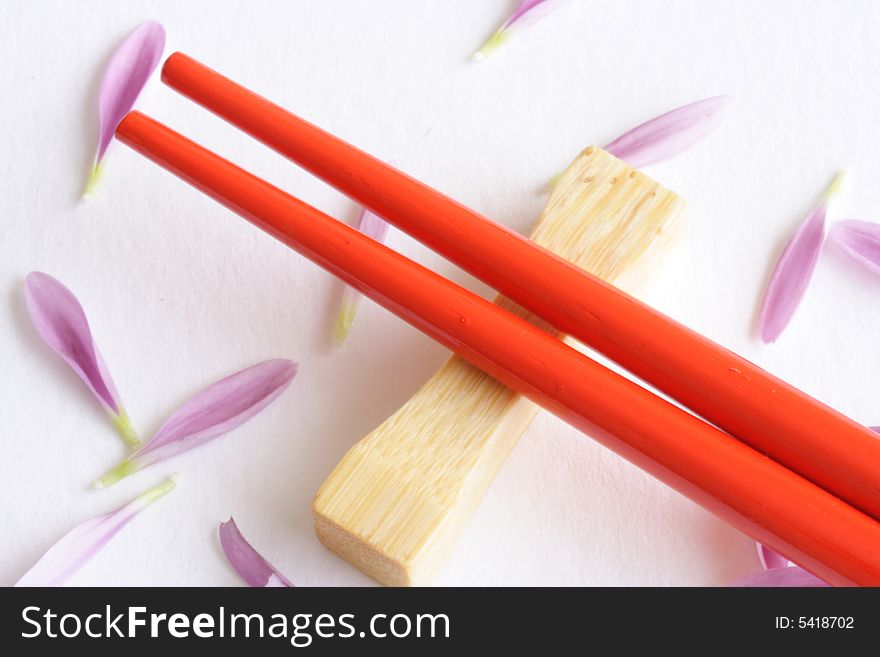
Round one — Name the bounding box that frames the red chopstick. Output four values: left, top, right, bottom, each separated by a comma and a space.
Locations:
159, 52, 880, 523
116, 109, 880, 585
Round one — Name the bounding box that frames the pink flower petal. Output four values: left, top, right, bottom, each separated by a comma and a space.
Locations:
729, 566, 830, 588
757, 172, 847, 343
83, 21, 166, 199
24, 272, 138, 446
333, 207, 390, 346
604, 96, 731, 169
545, 96, 731, 187
95, 360, 297, 487
219, 518, 294, 587
15, 477, 175, 586
829, 219, 880, 276
473, 0, 568, 60
757, 543, 790, 570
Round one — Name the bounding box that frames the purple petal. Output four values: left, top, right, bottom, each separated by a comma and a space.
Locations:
505, 0, 559, 26
729, 566, 830, 588
829, 219, 880, 276
604, 96, 731, 169
84, 21, 165, 198
219, 518, 294, 587
15, 477, 175, 586
143, 359, 297, 454
95, 21, 165, 162
357, 207, 390, 245
333, 208, 390, 346
758, 172, 847, 343
474, 0, 567, 60
96, 360, 297, 486
24, 272, 138, 446
757, 543, 790, 570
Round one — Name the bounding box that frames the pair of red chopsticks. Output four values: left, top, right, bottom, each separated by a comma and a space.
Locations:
116, 52, 880, 586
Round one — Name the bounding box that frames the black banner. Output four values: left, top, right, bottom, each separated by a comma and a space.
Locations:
0, 587, 876, 653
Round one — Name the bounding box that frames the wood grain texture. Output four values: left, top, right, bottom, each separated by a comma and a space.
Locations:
313, 147, 685, 585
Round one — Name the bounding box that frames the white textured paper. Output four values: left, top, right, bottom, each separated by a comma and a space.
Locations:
2, 0, 880, 587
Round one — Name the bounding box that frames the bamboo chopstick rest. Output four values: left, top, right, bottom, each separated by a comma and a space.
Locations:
312, 147, 684, 586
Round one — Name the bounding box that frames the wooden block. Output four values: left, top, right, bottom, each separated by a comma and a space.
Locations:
313, 147, 685, 585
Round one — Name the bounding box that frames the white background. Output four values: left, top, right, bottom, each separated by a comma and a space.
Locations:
2, 0, 879, 587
